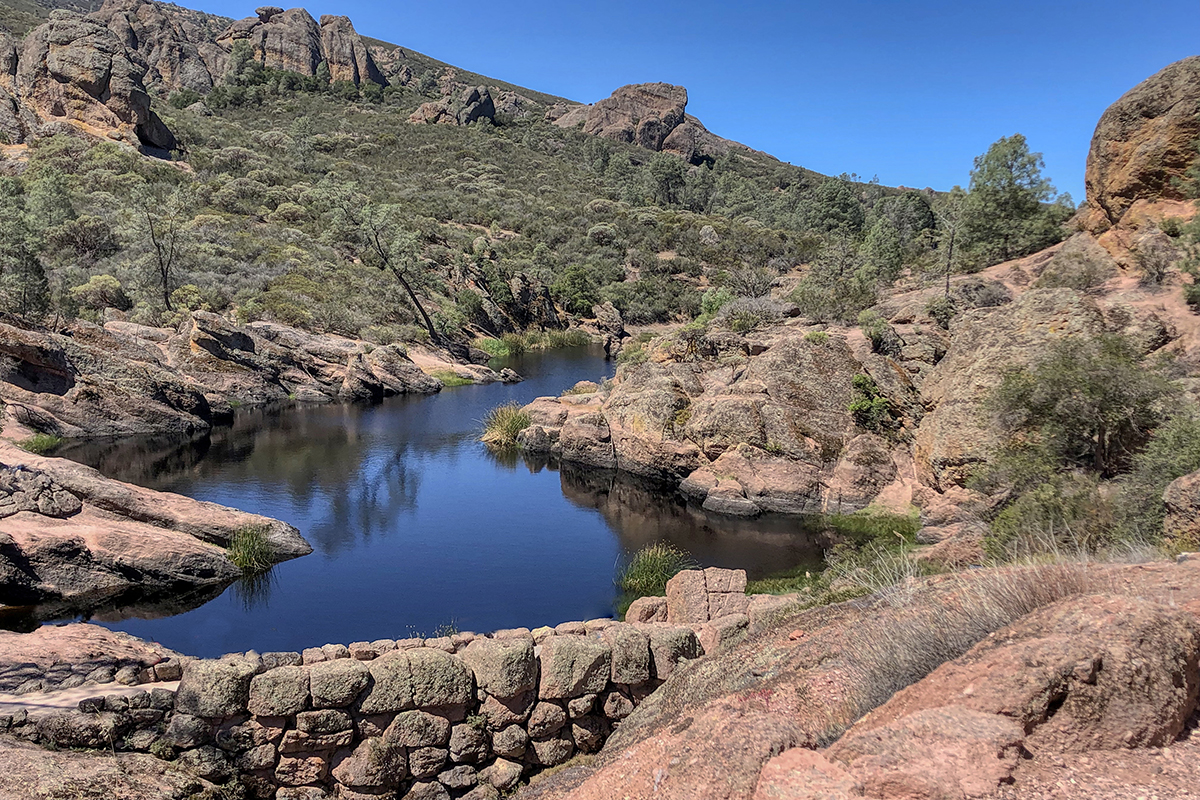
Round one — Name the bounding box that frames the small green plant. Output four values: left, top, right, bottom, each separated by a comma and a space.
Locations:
481, 402, 531, 447
18, 433, 63, 455
432, 370, 473, 387
431, 620, 460, 638
803, 330, 830, 344
926, 295, 957, 329
617, 542, 697, 605
617, 343, 646, 365
546, 329, 590, 348
857, 310, 900, 356
149, 738, 176, 761
227, 525, 274, 573
466, 713, 488, 731
847, 374, 893, 432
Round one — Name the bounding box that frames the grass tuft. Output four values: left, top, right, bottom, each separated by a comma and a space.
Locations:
227, 525, 275, 573
481, 402, 531, 447
616, 542, 698, 618
18, 433, 63, 455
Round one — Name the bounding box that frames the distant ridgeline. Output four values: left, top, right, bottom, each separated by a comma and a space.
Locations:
0, 0, 1068, 361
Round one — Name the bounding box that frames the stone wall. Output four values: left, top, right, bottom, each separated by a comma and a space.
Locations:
8, 617, 704, 800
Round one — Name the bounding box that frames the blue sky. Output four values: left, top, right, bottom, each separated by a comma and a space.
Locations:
196, 0, 1197, 200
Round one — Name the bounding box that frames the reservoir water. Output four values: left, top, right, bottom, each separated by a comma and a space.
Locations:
46, 346, 826, 657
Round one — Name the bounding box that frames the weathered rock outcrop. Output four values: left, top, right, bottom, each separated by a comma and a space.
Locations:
551, 82, 753, 164
89, 0, 228, 92
518, 323, 924, 518
1085, 56, 1200, 231
0, 314, 443, 439
217, 6, 322, 76
0, 622, 179, 693
409, 84, 495, 126
12, 11, 175, 149
0, 439, 309, 608
1164, 469, 1200, 551
520, 560, 1200, 800
318, 14, 385, 87
217, 6, 386, 87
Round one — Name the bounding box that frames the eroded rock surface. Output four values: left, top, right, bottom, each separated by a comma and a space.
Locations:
1085, 56, 1200, 230
12, 10, 175, 149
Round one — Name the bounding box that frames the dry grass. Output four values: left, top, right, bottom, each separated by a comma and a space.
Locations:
820, 560, 1111, 743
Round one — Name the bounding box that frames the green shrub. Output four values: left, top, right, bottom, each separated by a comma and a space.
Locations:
987, 474, 1120, 559
925, 295, 957, 329
847, 374, 893, 432
481, 402, 531, 447
475, 337, 510, 358
715, 296, 785, 333
803, 330, 830, 344
19, 433, 63, 455
227, 525, 274, 573
857, 310, 900, 356
500, 332, 527, 355
617, 343, 646, 365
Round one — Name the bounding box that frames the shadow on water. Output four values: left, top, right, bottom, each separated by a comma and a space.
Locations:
26, 346, 831, 656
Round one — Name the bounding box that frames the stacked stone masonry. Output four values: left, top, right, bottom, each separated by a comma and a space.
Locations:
3, 616, 707, 800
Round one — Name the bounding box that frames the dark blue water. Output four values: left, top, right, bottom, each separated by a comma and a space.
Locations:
48, 346, 826, 657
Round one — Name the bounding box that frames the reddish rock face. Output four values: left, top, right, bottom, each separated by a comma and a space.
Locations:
1085, 56, 1200, 230
852, 594, 1200, 753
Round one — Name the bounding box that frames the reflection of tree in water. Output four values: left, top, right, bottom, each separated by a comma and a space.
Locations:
555, 461, 830, 581
57, 402, 424, 556
306, 448, 421, 555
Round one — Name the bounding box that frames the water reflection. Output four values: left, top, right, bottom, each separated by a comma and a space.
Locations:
31, 346, 829, 657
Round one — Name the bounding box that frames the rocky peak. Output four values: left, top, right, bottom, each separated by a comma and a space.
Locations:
218, 6, 322, 77
555, 82, 687, 150
318, 14, 386, 87
12, 10, 175, 150
1084, 56, 1200, 231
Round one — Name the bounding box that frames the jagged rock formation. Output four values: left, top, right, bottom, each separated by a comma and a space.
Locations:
318, 14, 385, 86
218, 5, 322, 75
88, 0, 228, 92
551, 82, 747, 164
1084, 56, 1200, 231
6, 10, 175, 150
216, 5, 385, 87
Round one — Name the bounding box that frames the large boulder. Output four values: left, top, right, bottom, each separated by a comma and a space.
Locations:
853, 594, 1200, 753
1163, 469, 1200, 552
913, 289, 1106, 490
1085, 56, 1200, 230
555, 83, 688, 151
15, 11, 175, 150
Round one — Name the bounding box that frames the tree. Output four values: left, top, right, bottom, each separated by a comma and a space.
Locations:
131, 184, 191, 312
962, 134, 1067, 266
797, 179, 865, 235
933, 186, 968, 297
989, 333, 1174, 480
0, 177, 50, 318
648, 153, 687, 206
860, 217, 903, 285
321, 188, 440, 343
